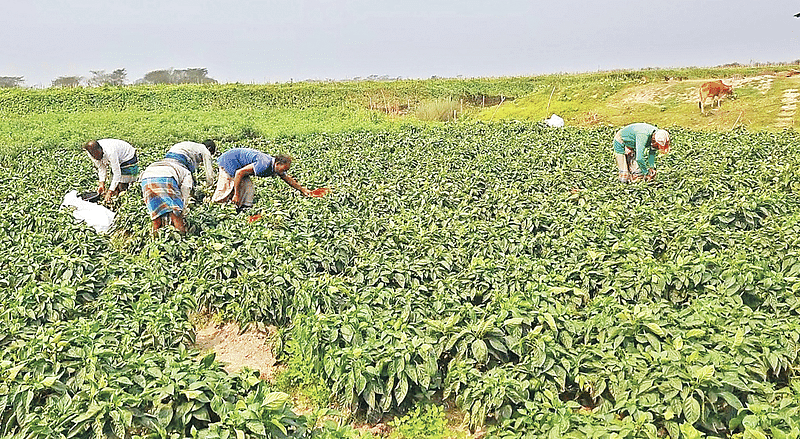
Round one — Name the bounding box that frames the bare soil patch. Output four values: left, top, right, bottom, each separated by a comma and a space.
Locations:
618, 83, 674, 104
195, 321, 278, 381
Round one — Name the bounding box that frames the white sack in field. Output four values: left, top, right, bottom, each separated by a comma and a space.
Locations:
61, 190, 116, 233
545, 114, 564, 127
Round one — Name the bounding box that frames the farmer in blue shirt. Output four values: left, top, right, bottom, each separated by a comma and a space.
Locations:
211, 148, 311, 210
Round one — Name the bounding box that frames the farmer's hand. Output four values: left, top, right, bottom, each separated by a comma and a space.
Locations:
302, 188, 312, 197
105, 187, 120, 203
97, 182, 106, 195
625, 147, 634, 156
645, 168, 657, 182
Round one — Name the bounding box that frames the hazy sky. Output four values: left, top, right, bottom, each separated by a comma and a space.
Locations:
2, 0, 799, 87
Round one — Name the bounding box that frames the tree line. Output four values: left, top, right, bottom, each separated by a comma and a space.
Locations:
0, 68, 217, 88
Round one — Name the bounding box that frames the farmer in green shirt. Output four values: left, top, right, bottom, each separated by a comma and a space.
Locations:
612, 123, 670, 183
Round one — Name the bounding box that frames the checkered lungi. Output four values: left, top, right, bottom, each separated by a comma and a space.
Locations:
120, 155, 140, 181
141, 177, 184, 220
212, 168, 254, 207
612, 131, 641, 183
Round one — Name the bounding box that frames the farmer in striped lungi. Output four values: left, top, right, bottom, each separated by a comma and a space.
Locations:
212, 148, 311, 212
140, 158, 194, 235
83, 139, 140, 203
612, 123, 670, 183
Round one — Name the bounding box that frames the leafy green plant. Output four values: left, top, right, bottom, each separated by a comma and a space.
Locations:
388, 405, 460, 439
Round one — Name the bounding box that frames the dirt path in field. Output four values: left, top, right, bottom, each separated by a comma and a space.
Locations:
777, 88, 799, 128
620, 83, 675, 104
728, 74, 774, 93
195, 321, 278, 381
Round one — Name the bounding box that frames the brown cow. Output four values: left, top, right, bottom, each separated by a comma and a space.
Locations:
698, 80, 734, 113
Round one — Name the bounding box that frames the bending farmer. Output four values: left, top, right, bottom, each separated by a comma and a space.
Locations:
212, 148, 311, 211
165, 140, 217, 187
83, 139, 140, 203
612, 123, 670, 183
140, 157, 194, 235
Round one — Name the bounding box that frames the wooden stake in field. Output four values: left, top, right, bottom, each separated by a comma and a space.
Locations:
731, 111, 743, 130
489, 96, 506, 121
546, 86, 556, 115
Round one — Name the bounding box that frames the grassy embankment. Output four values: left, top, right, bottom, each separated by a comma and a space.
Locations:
1, 63, 798, 157
477, 65, 800, 130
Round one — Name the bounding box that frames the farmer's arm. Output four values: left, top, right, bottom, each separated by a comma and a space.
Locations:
89, 153, 107, 192
231, 164, 256, 206
643, 150, 658, 181
634, 133, 651, 175
180, 174, 194, 212
279, 172, 311, 196
107, 150, 123, 193
202, 150, 215, 187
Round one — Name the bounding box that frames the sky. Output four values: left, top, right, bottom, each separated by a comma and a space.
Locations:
2, 0, 799, 87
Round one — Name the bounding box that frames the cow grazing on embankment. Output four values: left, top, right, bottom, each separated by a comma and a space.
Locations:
699, 80, 734, 113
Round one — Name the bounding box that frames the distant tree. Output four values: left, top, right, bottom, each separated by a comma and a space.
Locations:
140, 69, 172, 85
0, 76, 25, 88
109, 68, 127, 85
88, 69, 126, 86
51, 76, 82, 88
177, 68, 217, 84
138, 67, 217, 85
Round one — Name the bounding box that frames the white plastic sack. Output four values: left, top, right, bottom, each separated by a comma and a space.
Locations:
545, 114, 564, 127
61, 190, 116, 233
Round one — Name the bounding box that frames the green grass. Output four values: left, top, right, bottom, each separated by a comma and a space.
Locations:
387, 405, 466, 439
274, 355, 332, 409
0, 107, 405, 154
413, 98, 462, 122
475, 67, 800, 131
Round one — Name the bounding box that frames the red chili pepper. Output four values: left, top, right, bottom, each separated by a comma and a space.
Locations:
310, 188, 331, 197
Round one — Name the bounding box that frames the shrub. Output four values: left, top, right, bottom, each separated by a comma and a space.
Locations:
413, 98, 461, 122
388, 405, 464, 439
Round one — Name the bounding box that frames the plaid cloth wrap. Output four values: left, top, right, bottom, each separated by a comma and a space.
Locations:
120, 154, 140, 176
141, 177, 184, 220
164, 152, 195, 173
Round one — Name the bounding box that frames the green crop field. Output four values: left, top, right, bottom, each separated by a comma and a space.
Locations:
2, 66, 800, 439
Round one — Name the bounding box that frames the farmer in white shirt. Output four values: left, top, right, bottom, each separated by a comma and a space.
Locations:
83, 139, 140, 203
165, 140, 216, 187
140, 158, 194, 235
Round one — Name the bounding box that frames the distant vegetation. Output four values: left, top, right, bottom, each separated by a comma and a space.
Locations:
2, 63, 799, 132
0, 76, 24, 88
1, 60, 799, 88
135, 68, 217, 85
